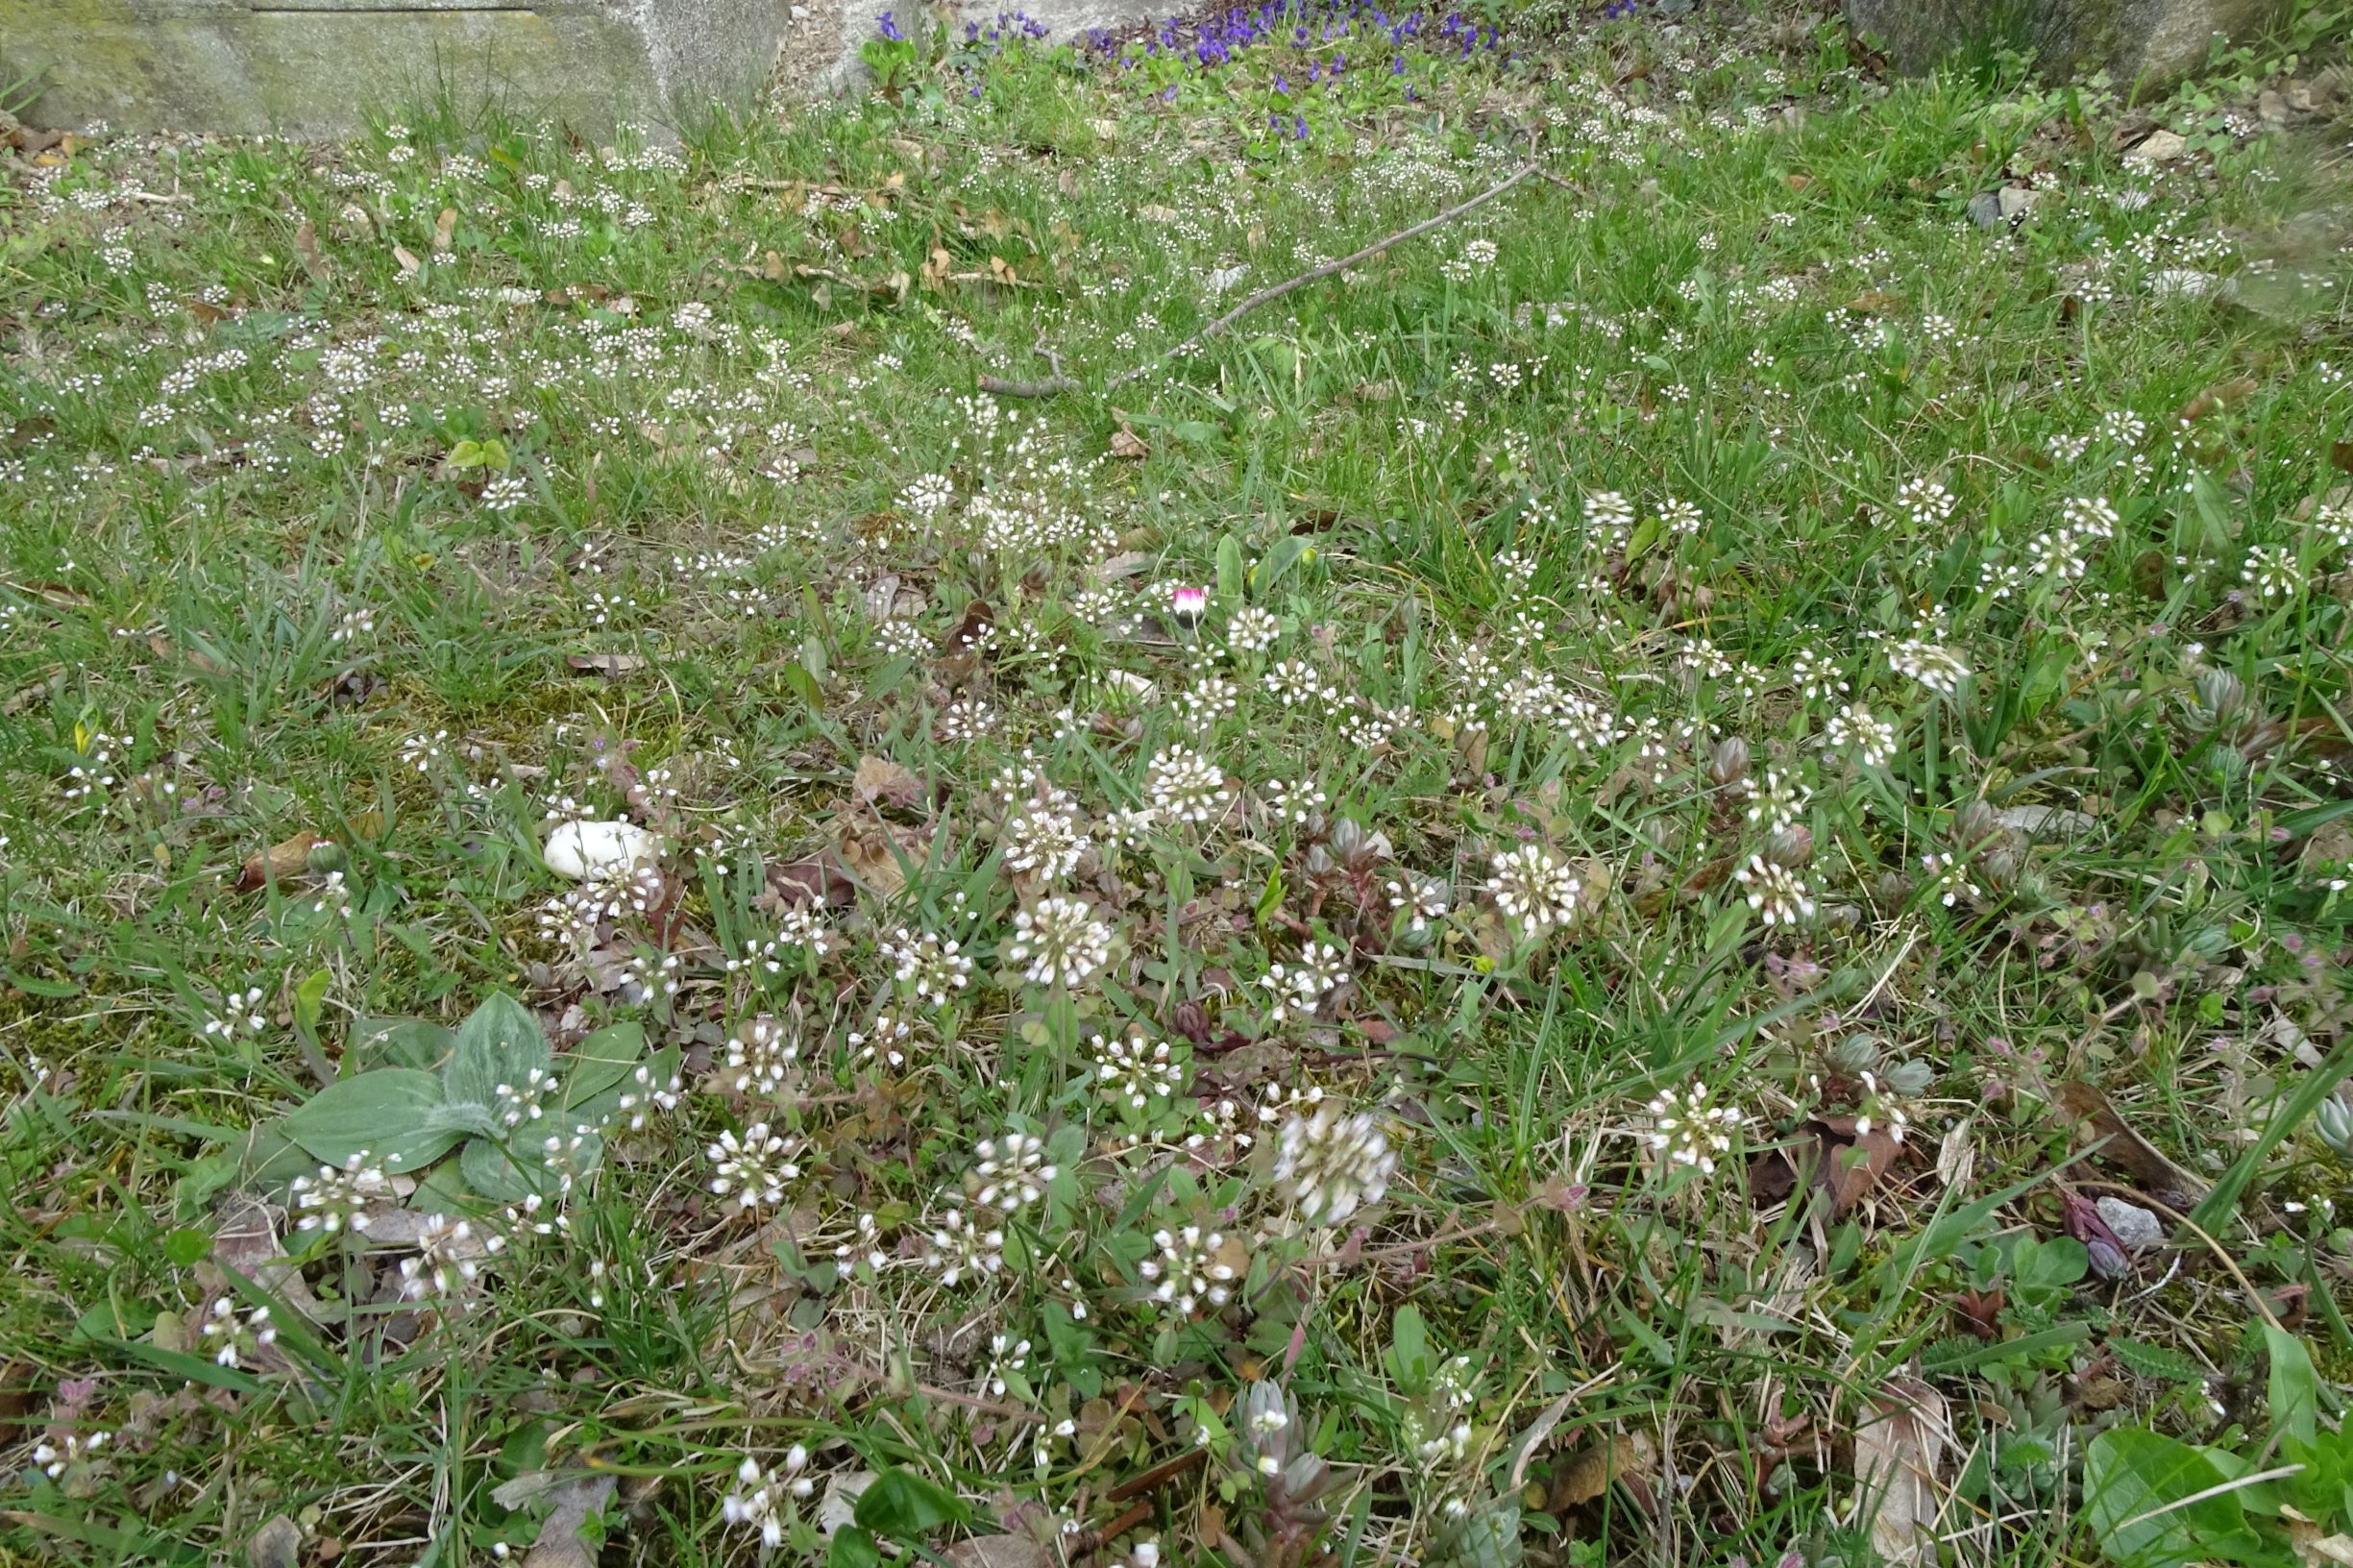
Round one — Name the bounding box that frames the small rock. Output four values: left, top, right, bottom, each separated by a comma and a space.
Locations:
1967, 191, 2004, 229
1998, 185, 2039, 221
248, 1517, 302, 1568
2096, 1196, 2166, 1253
1995, 804, 2096, 840
543, 820, 657, 880
2257, 89, 2287, 125
2122, 129, 2189, 167
2150, 268, 2218, 301
790, 4, 808, 15
2285, 82, 2315, 113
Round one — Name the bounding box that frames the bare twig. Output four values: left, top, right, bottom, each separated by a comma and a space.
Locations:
978, 160, 1546, 398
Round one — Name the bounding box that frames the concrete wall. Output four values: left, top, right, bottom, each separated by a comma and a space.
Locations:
2, 0, 782, 135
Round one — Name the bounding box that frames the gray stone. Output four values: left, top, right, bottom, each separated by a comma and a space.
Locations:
1, 0, 782, 137
2121, 128, 2192, 165
2096, 1195, 2167, 1252
1845, 0, 2291, 91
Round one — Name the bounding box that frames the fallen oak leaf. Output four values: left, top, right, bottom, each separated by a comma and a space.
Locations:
431, 207, 458, 253
2054, 1082, 2208, 1211
1750, 1116, 1900, 1215
852, 754, 923, 812
238, 830, 325, 893
564, 651, 650, 676
519, 1473, 616, 1568
1853, 1375, 1949, 1567
1109, 423, 1149, 459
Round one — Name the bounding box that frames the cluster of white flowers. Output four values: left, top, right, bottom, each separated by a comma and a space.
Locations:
1275, 1104, 1397, 1225
1486, 845, 1581, 934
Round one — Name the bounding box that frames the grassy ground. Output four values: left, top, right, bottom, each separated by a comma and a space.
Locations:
5, 3, 2353, 1565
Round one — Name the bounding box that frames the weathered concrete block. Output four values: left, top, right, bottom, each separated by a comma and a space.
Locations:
1, 0, 782, 135
1845, 0, 2290, 88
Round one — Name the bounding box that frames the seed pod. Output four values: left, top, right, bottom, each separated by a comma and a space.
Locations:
2194, 668, 2246, 725
1832, 1034, 1881, 1073
2316, 1094, 2353, 1157
1707, 736, 1750, 789
1766, 824, 1814, 868
1952, 799, 1999, 849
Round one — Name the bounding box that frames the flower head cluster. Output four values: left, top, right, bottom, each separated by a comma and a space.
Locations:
1146, 745, 1231, 823
1736, 855, 1816, 926
1486, 845, 1581, 934
1889, 638, 1970, 697
1007, 895, 1113, 988
1093, 1033, 1183, 1109
1139, 1224, 1238, 1317
1275, 1103, 1398, 1225
723, 1015, 799, 1096
1825, 703, 1897, 768
201, 1298, 277, 1368
398, 1214, 503, 1300
968, 1129, 1056, 1212
722, 1448, 811, 1549
290, 1151, 392, 1232
707, 1122, 803, 1213
1260, 942, 1347, 1022
884, 926, 973, 1007
1645, 1083, 1743, 1174
926, 1207, 1005, 1286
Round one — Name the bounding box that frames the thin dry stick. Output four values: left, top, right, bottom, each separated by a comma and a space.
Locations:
979, 159, 1546, 398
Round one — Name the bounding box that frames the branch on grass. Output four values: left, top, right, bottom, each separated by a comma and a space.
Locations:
977, 160, 1547, 400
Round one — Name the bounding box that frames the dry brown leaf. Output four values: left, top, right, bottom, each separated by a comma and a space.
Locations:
1845, 290, 1902, 315
565, 652, 649, 676
2177, 377, 2257, 423
392, 244, 422, 280
238, 830, 324, 893
2290, 1522, 2353, 1567
1750, 1116, 1900, 1215
942, 598, 996, 654
944, 1539, 1055, 1568
761, 852, 856, 910
1853, 1375, 1949, 1566
292, 220, 329, 282
837, 821, 930, 896
431, 208, 458, 252
1109, 424, 1150, 459
853, 755, 923, 811
520, 1474, 616, 1568
2055, 1082, 2208, 1210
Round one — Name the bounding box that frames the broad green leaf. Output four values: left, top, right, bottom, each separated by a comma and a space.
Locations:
1387, 1304, 1430, 1389
292, 968, 331, 1037
852, 1466, 966, 1534
1215, 532, 1243, 604
282, 1068, 459, 1174
2084, 1428, 2263, 1568
561, 1022, 646, 1110
461, 1128, 602, 1204
2264, 1326, 2318, 1449
349, 1016, 451, 1071
829, 1527, 882, 1568
444, 992, 551, 1110
1251, 533, 1314, 596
